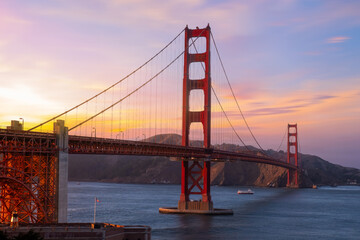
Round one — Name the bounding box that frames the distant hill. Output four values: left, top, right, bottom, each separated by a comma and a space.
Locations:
68, 134, 360, 187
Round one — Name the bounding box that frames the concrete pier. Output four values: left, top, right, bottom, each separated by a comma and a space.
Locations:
178, 200, 213, 211
159, 206, 233, 215
159, 200, 233, 215
54, 120, 69, 223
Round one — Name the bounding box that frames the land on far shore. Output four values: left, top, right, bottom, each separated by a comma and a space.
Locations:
69, 134, 360, 188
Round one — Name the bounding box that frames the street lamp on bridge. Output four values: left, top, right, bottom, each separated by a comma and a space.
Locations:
116, 131, 124, 140
91, 127, 96, 138
19, 118, 24, 130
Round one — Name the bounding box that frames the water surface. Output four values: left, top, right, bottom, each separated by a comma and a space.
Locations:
68, 182, 360, 239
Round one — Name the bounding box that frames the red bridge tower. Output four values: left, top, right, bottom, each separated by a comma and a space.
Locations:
287, 123, 299, 188
179, 25, 213, 211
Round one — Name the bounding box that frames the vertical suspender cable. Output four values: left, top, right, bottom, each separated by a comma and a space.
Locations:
210, 33, 266, 154
189, 38, 250, 150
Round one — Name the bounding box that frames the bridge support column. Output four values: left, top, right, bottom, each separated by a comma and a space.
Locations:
179, 25, 213, 211
54, 120, 69, 222
286, 123, 299, 188
160, 25, 232, 215
178, 160, 213, 211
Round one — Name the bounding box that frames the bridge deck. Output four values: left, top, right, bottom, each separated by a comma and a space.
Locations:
68, 135, 297, 170
0, 130, 297, 170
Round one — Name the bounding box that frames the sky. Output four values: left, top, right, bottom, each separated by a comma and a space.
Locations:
0, 0, 359, 168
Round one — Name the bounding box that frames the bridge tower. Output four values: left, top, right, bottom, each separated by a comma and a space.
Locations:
0, 124, 58, 223
0, 120, 68, 224
287, 123, 299, 188
178, 25, 213, 211
53, 120, 69, 223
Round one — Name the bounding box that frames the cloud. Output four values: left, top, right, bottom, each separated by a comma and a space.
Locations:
326, 36, 351, 44
0, 5, 32, 36
26, 0, 261, 42
0, 85, 56, 108
313, 95, 336, 101
286, 95, 336, 104
244, 94, 336, 117
299, 1, 360, 31
213, 93, 338, 120
229, 106, 297, 118
211, 104, 299, 119
220, 81, 263, 101
0, 14, 32, 27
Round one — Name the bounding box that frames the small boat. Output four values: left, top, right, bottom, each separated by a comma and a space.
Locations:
237, 189, 254, 194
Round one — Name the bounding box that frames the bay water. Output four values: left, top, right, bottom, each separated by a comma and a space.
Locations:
68, 182, 360, 239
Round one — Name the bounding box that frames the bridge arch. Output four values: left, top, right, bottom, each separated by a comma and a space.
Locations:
0, 171, 49, 223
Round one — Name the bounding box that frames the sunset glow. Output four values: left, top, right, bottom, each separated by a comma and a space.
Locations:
0, 0, 359, 168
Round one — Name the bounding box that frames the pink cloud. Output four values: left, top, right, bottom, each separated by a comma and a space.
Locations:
326, 36, 351, 44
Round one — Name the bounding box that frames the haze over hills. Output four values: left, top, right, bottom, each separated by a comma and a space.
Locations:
69, 134, 360, 187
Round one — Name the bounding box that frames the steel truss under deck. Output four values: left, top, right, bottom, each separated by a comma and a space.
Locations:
0, 129, 58, 223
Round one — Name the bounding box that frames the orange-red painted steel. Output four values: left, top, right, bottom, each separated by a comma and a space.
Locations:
68, 135, 298, 169
287, 124, 299, 187
0, 25, 300, 223
0, 129, 58, 224
1, 130, 298, 224
181, 25, 212, 204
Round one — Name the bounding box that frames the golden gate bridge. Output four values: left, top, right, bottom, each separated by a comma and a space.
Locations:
0, 25, 299, 223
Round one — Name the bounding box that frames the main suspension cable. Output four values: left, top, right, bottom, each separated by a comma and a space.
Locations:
276, 126, 287, 152
211, 87, 249, 150
69, 28, 206, 131
28, 28, 186, 132
210, 32, 266, 153
189, 38, 250, 150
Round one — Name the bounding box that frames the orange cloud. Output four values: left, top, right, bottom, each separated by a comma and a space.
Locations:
326, 36, 351, 44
